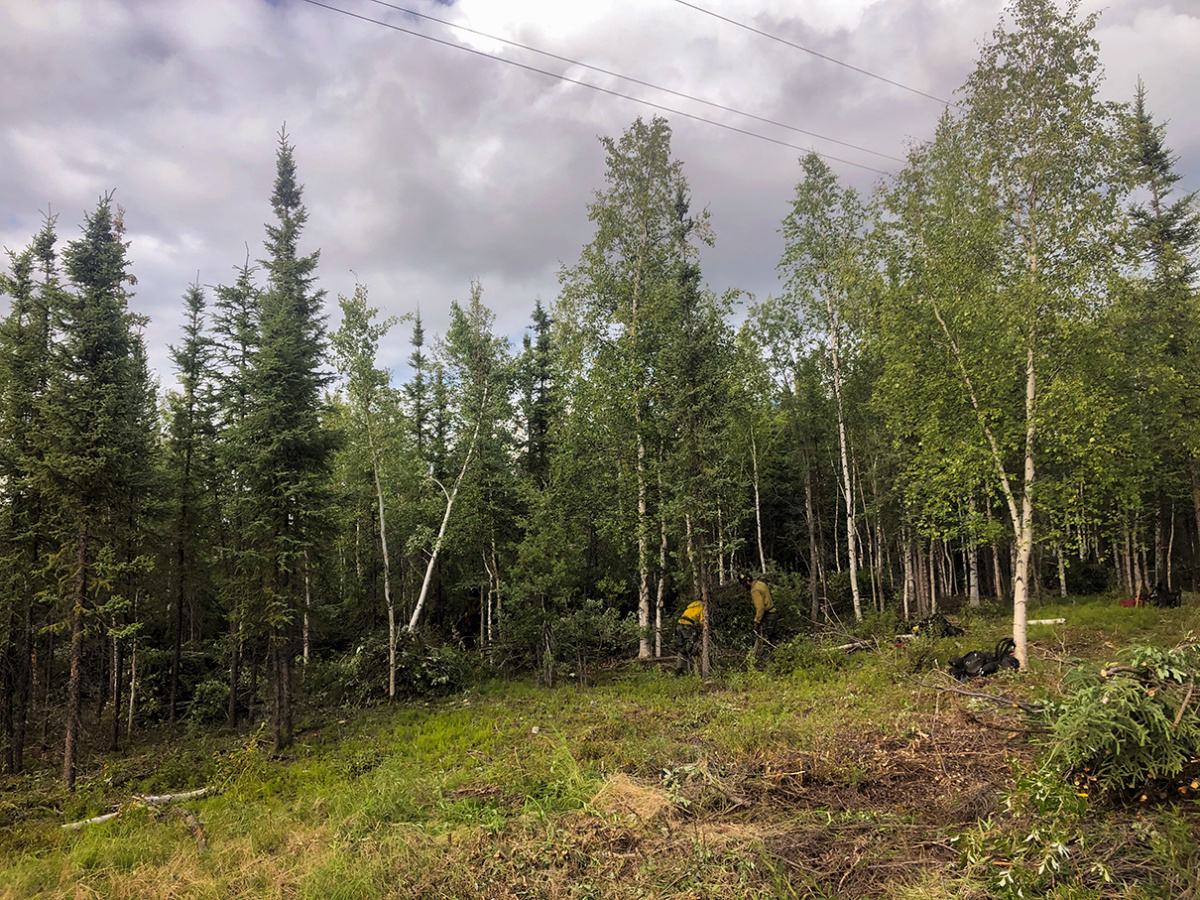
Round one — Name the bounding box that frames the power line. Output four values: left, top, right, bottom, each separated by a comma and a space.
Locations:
295, 0, 894, 176
670, 0, 959, 109
354, 0, 903, 165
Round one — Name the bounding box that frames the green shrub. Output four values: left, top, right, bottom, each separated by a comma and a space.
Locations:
187, 678, 230, 724
956, 760, 1098, 899
768, 634, 852, 681
305, 632, 482, 707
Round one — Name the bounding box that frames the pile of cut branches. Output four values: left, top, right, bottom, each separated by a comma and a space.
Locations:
1044, 638, 1200, 800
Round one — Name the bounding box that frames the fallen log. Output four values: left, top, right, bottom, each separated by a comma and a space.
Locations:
62, 811, 121, 831
62, 787, 209, 831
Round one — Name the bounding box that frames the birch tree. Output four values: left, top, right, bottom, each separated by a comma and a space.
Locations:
559, 116, 711, 656
882, 0, 1123, 665
779, 152, 870, 622
331, 283, 404, 696
407, 282, 511, 632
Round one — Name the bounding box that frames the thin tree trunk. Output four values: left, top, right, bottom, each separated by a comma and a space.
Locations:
127, 634, 137, 744
805, 461, 819, 623
170, 539, 184, 724
1, 611, 13, 773
227, 619, 240, 729
656, 452, 667, 658
409, 386, 488, 632
717, 505, 726, 586
915, 540, 928, 618
751, 426, 767, 574
1167, 501, 1175, 589
968, 498, 981, 608
636, 427, 651, 658
1190, 460, 1200, 590
303, 552, 312, 666
831, 471, 842, 574
928, 539, 938, 615
13, 602, 33, 772
826, 307, 862, 621
368, 424, 395, 698
1056, 543, 1068, 597
110, 633, 123, 752
1124, 527, 1136, 597
901, 532, 912, 620
685, 514, 710, 678
64, 522, 87, 791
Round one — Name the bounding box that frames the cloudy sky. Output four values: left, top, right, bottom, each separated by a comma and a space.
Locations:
2, 0, 1197, 390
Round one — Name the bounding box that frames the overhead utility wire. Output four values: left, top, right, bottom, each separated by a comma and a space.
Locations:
296, 0, 892, 176
670, 0, 959, 109
356, 0, 902, 164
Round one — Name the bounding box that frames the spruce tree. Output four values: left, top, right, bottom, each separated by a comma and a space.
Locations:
239, 130, 334, 750
210, 257, 261, 728
517, 299, 557, 487
404, 311, 430, 460
165, 282, 217, 723
38, 195, 156, 788
0, 217, 57, 773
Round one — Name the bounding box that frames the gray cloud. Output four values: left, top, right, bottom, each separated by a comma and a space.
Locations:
2, 0, 1195, 389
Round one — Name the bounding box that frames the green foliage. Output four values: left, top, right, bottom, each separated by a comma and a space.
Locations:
308, 633, 482, 707
767, 634, 852, 681
211, 725, 284, 802
1063, 561, 1112, 596
824, 568, 878, 621
187, 677, 230, 726
956, 761, 1100, 899
1044, 640, 1200, 798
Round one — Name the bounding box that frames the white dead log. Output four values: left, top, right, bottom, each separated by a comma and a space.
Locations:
137, 788, 208, 804
62, 787, 209, 830
62, 811, 120, 830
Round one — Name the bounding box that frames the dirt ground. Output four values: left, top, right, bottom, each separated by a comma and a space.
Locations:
579, 712, 1034, 899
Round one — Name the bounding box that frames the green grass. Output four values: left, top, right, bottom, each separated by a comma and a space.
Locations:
1, 597, 1198, 898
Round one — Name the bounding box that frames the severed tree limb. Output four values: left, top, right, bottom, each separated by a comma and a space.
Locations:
898, 671, 1045, 715
63, 787, 209, 830
62, 811, 121, 830
137, 788, 208, 804
1173, 677, 1195, 732
957, 706, 1054, 735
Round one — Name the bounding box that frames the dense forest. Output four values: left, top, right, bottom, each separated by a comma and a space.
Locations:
1, 0, 1197, 788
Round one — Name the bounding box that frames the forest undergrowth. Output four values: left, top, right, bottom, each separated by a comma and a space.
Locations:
1, 596, 1199, 899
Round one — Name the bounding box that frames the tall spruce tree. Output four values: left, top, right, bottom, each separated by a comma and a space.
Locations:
1121, 80, 1200, 588
38, 195, 156, 788
404, 311, 430, 461
0, 217, 57, 773
517, 299, 557, 487
165, 282, 217, 723
239, 130, 334, 750
210, 256, 262, 728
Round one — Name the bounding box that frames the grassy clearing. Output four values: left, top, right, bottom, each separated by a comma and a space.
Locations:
2, 598, 1199, 899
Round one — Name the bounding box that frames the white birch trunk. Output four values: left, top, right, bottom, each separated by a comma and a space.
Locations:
751, 426, 767, 574
367, 422, 394, 697
408, 387, 488, 632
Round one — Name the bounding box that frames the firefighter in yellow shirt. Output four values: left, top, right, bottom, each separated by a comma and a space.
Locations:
674, 599, 703, 675
738, 571, 778, 656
